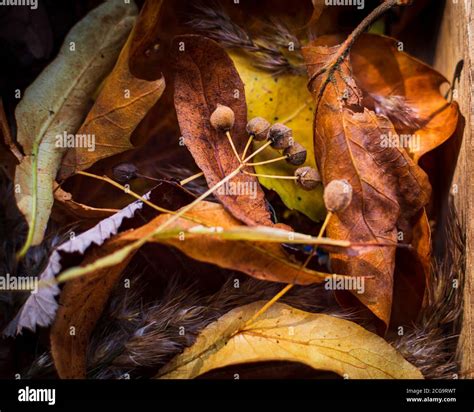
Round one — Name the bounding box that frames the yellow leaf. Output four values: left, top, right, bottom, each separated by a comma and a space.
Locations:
157, 302, 423, 379
229, 51, 325, 222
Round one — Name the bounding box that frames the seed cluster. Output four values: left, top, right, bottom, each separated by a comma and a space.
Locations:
245, 116, 322, 191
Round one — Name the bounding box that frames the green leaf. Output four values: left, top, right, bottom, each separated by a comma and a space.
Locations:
14, 0, 137, 255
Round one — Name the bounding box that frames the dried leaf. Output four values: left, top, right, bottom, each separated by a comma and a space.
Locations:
0, 98, 22, 163
128, 0, 166, 79
173, 35, 272, 226
57, 201, 342, 288
51, 239, 135, 378
156, 302, 423, 379
14, 0, 137, 247
229, 51, 325, 222
123, 201, 356, 284
350, 34, 459, 162
302, 37, 432, 325
58, 24, 165, 179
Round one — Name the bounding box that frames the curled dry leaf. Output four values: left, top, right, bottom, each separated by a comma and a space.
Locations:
156, 301, 423, 379
58, 20, 166, 180
14, 0, 137, 247
173, 34, 273, 227
128, 0, 166, 79
121, 201, 353, 284
350, 34, 459, 163
302, 36, 432, 326
57, 201, 343, 289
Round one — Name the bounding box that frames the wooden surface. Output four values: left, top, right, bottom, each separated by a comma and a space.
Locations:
433, 0, 474, 378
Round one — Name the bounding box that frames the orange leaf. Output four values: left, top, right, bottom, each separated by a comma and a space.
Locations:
302, 36, 432, 326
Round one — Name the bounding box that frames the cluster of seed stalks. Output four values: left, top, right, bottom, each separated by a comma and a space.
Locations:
78, 102, 354, 325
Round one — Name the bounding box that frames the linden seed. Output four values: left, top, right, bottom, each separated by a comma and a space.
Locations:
246, 117, 270, 141
295, 166, 321, 190
323, 179, 353, 212
113, 163, 138, 183
268, 123, 293, 149
284, 142, 307, 166
210, 104, 235, 131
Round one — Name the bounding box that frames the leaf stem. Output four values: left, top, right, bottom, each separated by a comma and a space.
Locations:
242, 140, 272, 163
309, 0, 400, 106
17, 143, 39, 260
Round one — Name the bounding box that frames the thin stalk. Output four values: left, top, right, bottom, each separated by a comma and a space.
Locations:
77, 171, 173, 215
243, 170, 297, 180
241, 134, 254, 160
243, 211, 333, 328
55, 165, 244, 285
246, 155, 287, 167
242, 140, 272, 163
226, 130, 242, 163
180, 171, 204, 186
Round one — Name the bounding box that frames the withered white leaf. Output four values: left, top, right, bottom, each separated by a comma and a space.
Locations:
3, 191, 151, 336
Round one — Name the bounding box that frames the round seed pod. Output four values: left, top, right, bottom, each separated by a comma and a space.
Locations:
323, 179, 353, 212
113, 163, 138, 183
210, 104, 235, 131
295, 166, 321, 190
284, 142, 307, 166
246, 117, 270, 141
268, 123, 292, 149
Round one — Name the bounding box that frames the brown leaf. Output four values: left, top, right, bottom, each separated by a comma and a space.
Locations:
51, 239, 135, 379
390, 208, 431, 327
120, 201, 334, 285
302, 37, 432, 326
128, 0, 167, 79
58, 30, 165, 180
350, 34, 459, 163
173, 34, 273, 227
